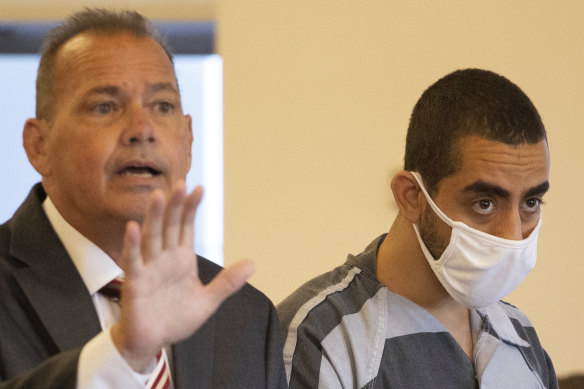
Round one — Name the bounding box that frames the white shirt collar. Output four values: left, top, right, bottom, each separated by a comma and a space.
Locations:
42, 196, 123, 295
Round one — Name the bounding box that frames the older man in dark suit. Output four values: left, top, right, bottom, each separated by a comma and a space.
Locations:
0, 9, 286, 388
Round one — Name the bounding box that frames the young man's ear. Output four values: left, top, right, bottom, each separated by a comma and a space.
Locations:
390, 170, 425, 223
22, 118, 52, 177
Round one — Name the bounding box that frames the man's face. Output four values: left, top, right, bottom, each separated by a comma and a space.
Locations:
419, 135, 550, 258
39, 31, 193, 235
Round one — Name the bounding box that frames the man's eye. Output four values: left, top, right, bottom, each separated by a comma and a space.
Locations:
473, 199, 494, 214
523, 198, 543, 211
92, 103, 114, 114
157, 101, 174, 113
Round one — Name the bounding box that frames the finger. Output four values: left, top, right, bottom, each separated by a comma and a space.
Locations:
163, 181, 187, 250
141, 189, 166, 261
203, 259, 256, 308
122, 221, 143, 277
180, 186, 203, 248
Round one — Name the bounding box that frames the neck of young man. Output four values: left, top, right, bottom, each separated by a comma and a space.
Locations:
377, 215, 474, 359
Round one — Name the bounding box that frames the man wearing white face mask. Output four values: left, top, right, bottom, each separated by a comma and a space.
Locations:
278, 69, 557, 388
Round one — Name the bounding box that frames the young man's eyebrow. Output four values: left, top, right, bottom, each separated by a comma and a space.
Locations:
463, 181, 510, 198
525, 181, 550, 198
462, 180, 550, 199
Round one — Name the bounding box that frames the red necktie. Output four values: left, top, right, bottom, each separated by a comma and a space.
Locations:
147, 350, 171, 389
99, 279, 172, 389
99, 278, 122, 302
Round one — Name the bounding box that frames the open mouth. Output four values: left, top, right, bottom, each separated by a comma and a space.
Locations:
118, 165, 161, 177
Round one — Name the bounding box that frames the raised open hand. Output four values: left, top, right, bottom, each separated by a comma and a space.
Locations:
111, 181, 255, 372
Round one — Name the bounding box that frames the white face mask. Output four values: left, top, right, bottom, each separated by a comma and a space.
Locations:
411, 172, 541, 309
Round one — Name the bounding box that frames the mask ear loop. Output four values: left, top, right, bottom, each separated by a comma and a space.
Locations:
410, 172, 449, 262
411, 172, 456, 227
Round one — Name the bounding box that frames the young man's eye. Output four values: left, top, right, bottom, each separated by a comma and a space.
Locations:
523, 198, 543, 211
472, 199, 494, 214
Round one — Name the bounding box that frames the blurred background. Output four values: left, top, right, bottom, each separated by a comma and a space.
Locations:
1, 0, 583, 379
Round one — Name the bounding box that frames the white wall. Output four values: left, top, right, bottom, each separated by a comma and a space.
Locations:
218, 1, 584, 377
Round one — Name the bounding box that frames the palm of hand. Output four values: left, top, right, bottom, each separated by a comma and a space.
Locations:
112, 183, 254, 371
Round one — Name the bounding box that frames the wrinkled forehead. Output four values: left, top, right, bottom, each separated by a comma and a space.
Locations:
457, 135, 549, 166
53, 31, 179, 100
442, 136, 550, 192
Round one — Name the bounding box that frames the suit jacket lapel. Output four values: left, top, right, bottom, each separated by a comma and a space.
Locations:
10, 184, 102, 351
172, 314, 216, 388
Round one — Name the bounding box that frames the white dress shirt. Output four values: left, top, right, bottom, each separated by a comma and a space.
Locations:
43, 197, 165, 389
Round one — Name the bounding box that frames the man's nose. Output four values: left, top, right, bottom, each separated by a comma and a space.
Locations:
494, 211, 525, 241
121, 106, 156, 145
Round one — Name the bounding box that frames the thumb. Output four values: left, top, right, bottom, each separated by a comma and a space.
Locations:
205, 259, 256, 305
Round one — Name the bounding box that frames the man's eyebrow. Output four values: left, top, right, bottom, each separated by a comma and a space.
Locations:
85, 85, 121, 97
82, 83, 179, 98
148, 82, 179, 95
462, 180, 550, 199
525, 181, 550, 198
463, 181, 510, 198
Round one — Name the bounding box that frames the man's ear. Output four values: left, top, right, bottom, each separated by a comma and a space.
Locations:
390, 170, 425, 223
22, 118, 52, 176
185, 114, 193, 168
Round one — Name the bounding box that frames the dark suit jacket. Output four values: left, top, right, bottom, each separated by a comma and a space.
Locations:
0, 184, 287, 388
